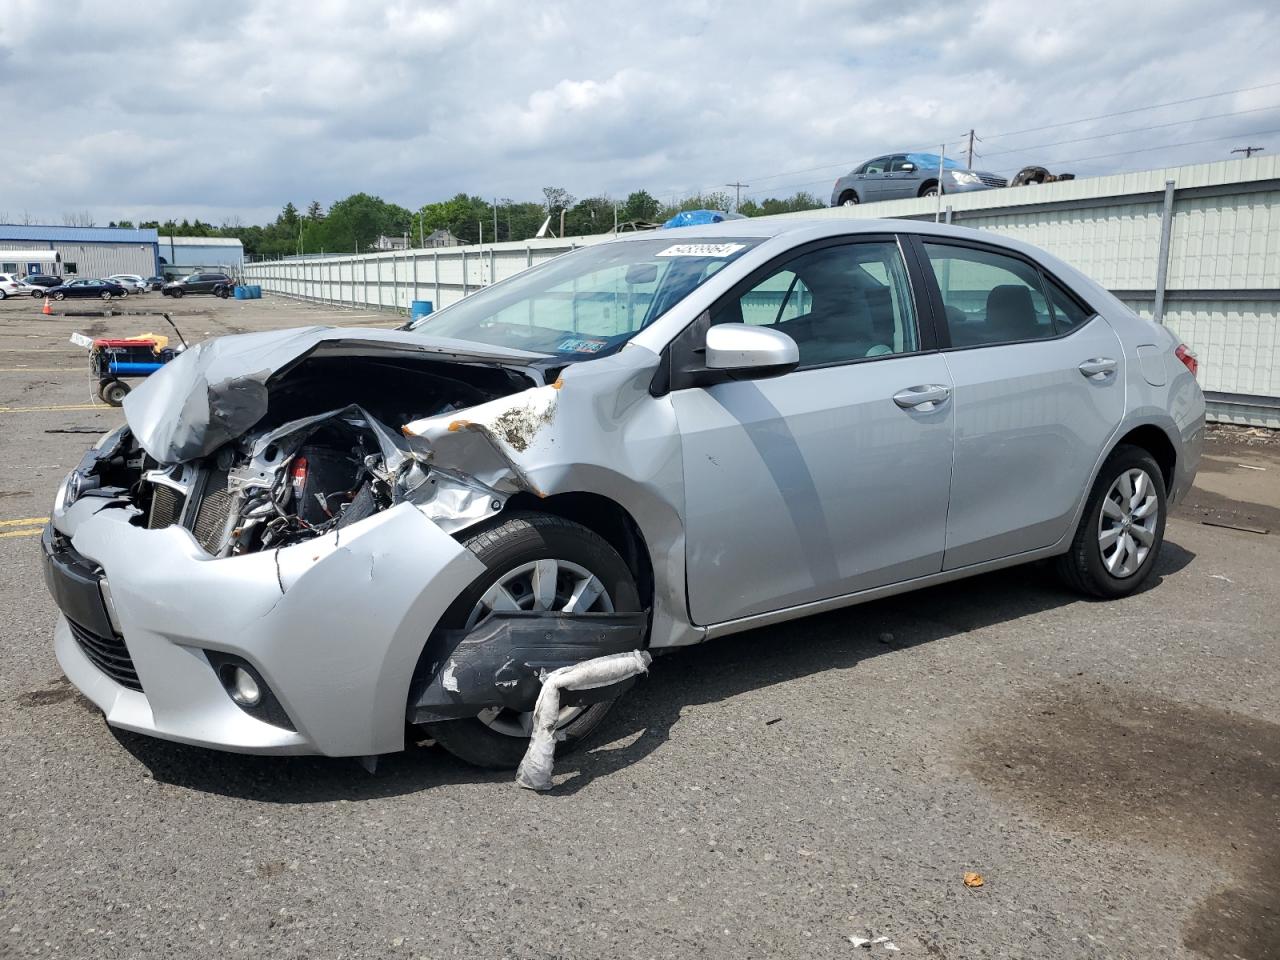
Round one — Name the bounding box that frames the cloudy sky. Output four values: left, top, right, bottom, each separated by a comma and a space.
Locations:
2, 0, 1278, 226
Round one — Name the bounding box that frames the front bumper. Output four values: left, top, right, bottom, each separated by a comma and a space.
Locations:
44, 498, 483, 756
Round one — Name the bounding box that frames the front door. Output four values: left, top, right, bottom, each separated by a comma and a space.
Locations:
671, 237, 955, 625
911, 238, 1126, 568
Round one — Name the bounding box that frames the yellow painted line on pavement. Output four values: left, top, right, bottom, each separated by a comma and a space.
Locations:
0, 403, 106, 414
0, 517, 48, 527
0, 528, 44, 539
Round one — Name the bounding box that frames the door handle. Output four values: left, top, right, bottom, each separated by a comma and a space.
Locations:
893, 384, 951, 411
1078, 358, 1117, 380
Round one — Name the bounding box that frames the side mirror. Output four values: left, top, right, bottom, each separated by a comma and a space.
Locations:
900, 163, 916, 172
704, 323, 799, 378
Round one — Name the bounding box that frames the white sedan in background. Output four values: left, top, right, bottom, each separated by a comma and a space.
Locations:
106, 274, 148, 294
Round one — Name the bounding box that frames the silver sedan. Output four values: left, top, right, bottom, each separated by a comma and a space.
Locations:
43, 219, 1203, 770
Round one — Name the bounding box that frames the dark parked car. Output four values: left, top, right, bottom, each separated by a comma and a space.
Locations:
145, 276, 166, 291
47, 278, 130, 301
162, 272, 234, 298
24, 275, 64, 296
830, 153, 1007, 206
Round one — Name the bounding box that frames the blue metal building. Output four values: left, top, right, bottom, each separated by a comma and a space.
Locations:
0, 224, 160, 278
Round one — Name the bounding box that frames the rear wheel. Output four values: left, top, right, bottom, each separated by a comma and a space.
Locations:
422, 512, 643, 769
839, 192, 858, 206
1056, 444, 1167, 598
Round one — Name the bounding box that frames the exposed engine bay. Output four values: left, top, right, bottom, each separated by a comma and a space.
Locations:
85, 350, 544, 557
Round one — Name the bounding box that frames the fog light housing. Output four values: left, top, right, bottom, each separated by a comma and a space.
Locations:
208, 653, 295, 730
230, 667, 261, 706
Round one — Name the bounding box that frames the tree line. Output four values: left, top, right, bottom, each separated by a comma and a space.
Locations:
103, 187, 825, 259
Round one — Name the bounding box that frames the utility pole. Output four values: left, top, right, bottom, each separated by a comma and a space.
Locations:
725, 181, 749, 212
966, 129, 976, 169
1232, 146, 1264, 158
492, 198, 498, 243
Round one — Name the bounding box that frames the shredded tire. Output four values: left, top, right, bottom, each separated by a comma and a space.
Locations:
420, 511, 643, 770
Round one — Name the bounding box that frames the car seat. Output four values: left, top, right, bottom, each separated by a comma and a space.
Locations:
985, 284, 1039, 342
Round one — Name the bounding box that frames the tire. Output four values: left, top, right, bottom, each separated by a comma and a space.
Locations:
218, 287, 230, 299
1056, 444, 1167, 598
32, 290, 44, 298
919, 182, 940, 198
101, 291, 112, 301
838, 192, 858, 206
102, 380, 130, 406
422, 512, 643, 769
0, 290, 7, 300
54, 292, 65, 301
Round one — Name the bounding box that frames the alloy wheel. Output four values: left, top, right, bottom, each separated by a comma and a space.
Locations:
466, 557, 615, 738
1097, 467, 1159, 578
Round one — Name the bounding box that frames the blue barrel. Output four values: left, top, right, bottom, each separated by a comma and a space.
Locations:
253, 285, 263, 298
410, 300, 433, 321
108, 361, 166, 376
234, 286, 247, 299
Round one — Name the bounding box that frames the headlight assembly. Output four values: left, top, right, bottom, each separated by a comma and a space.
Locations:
951, 171, 982, 185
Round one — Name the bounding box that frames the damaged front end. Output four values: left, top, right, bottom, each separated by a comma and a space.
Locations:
96, 328, 557, 558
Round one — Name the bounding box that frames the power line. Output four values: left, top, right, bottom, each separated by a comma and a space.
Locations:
742, 81, 1280, 195
978, 103, 1280, 159
991, 125, 1280, 174
980, 79, 1280, 141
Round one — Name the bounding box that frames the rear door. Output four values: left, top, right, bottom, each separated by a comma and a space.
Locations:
670, 235, 955, 625
909, 236, 1125, 568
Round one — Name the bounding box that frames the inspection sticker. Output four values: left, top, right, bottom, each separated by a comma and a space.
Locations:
557, 336, 608, 354
69, 332, 94, 349
655, 243, 746, 258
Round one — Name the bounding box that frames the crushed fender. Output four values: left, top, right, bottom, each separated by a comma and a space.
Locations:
516, 650, 652, 791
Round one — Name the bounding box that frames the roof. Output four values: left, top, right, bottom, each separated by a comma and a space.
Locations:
158, 236, 244, 248
0, 224, 159, 243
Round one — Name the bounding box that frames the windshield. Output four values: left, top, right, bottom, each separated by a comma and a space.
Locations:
408, 237, 762, 357
908, 152, 964, 170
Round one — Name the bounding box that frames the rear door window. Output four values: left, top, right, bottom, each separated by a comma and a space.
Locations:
921, 242, 1057, 347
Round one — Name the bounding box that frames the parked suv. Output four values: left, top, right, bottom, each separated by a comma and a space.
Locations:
163, 272, 234, 298
0, 273, 27, 299
831, 153, 1007, 206
23, 275, 63, 296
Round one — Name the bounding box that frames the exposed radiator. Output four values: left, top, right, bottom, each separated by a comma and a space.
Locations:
191, 469, 234, 554
147, 484, 185, 529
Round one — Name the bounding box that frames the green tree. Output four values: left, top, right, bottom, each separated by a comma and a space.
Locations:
620, 190, 660, 224
564, 196, 615, 236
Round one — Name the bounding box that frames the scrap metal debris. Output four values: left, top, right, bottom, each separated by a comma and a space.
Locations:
515, 650, 652, 791
1200, 519, 1270, 535
963, 871, 985, 888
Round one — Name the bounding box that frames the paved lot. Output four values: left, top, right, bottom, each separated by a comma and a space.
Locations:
1, 292, 1277, 959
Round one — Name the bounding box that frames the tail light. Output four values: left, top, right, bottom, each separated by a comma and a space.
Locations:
1174, 343, 1198, 378
290, 456, 309, 501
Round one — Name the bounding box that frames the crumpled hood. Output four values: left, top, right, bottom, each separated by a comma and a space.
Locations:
122, 325, 547, 464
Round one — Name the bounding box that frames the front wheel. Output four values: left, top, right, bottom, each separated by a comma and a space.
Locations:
54, 292, 66, 301
421, 512, 643, 769
101, 291, 113, 301
32, 289, 44, 298
1056, 445, 1167, 598
920, 183, 940, 198
101, 380, 130, 406
170, 288, 183, 298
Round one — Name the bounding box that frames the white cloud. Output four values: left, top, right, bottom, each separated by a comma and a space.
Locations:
1, 0, 1277, 224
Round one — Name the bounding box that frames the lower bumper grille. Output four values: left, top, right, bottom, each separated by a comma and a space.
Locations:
68, 618, 143, 692
980, 175, 1008, 188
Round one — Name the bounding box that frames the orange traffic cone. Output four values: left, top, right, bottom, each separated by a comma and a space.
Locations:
42, 296, 52, 315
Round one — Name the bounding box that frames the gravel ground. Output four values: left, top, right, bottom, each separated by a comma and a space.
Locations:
1, 293, 1277, 959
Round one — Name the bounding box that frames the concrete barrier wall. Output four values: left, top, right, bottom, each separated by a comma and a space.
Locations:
245, 155, 1280, 426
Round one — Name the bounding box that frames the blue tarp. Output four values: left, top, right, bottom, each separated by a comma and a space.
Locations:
662, 209, 746, 228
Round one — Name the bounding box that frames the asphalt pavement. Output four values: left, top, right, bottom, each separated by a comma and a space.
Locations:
1, 292, 1277, 959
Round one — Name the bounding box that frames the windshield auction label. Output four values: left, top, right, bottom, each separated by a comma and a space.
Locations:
655, 243, 746, 258
557, 336, 609, 354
